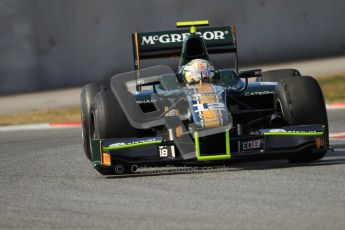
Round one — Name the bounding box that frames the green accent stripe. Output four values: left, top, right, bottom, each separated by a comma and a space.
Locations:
190, 26, 196, 34
195, 129, 231, 161
176, 20, 209, 27
226, 129, 231, 157
103, 140, 162, 151
263, 132, 324, 136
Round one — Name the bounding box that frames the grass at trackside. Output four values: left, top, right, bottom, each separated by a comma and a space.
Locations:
0, 107, 81, 126
317, 75, 345, 103
0, 76, 343, 126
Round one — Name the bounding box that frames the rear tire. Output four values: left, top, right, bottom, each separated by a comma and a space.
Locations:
80, 83, 101, 161
274, 76, 328, 163
257, 69, 301, 82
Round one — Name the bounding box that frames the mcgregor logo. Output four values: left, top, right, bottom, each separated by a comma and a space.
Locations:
141, 31, 228, 45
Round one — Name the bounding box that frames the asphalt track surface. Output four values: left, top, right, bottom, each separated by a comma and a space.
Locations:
0, 110, 344, 230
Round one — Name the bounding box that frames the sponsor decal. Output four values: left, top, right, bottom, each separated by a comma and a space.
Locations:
244, 91, 274, 96
141, 30, 228, 45
267, 129, 319, 134
263, 129, 323, 136
268, 129, 287, 133
109, 138, 159, 147
109, 142, 126, 147
241, 139, 263, 151
137, 99, 152, 104
286, 130, 319, 133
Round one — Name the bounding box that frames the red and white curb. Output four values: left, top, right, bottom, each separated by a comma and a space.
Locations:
0, 122, 81, 132
0, 121, 344, 140
326, 102, 345, 110
329, 131, 345, 139
0, 102, 344, 133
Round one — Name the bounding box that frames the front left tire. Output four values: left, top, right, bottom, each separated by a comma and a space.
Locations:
80, 82, 101, 161
90, 89, 137, 175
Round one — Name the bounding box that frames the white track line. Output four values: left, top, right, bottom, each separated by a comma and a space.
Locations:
0, 123, 81, 132
0, 123, 51, 132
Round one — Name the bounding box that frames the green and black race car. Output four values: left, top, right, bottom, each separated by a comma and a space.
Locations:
81, 20, 329, 175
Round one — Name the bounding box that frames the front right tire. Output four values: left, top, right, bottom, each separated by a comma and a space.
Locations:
274, 76, 329, 163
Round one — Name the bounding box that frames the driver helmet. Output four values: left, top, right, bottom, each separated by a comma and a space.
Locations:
181, 59, 215, 85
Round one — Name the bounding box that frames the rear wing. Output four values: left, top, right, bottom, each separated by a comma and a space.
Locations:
132, 26, 238, 71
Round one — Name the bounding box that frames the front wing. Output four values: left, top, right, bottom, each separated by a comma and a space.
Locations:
91, 124, 327, 171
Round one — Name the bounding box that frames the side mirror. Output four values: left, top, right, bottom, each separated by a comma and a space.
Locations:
238, 69, 262, 78
136, 76, 161, 87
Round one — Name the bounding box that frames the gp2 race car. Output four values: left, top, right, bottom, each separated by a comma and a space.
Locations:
81, 20, 329, 175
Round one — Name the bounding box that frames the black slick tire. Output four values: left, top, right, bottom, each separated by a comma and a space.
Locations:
90, 90, 137, 175
80, 82, 101, 161
274, 76, 328, 163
